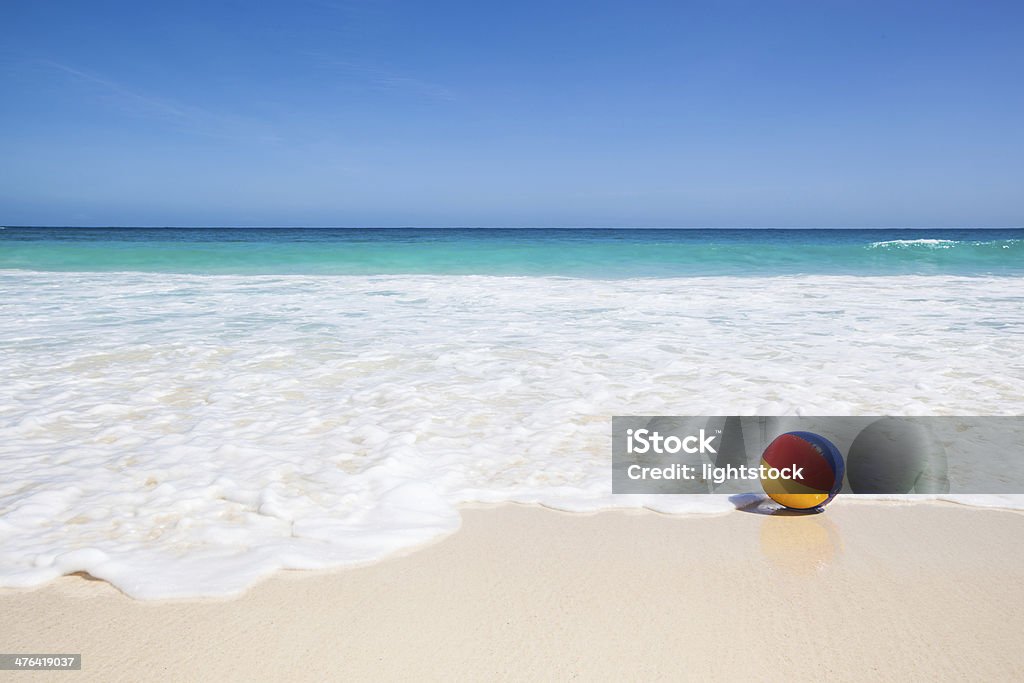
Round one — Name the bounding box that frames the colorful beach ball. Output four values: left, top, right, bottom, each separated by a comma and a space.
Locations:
760, 431, 845, 510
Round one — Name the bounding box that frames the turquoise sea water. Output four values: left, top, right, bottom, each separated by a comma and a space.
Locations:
1, 227, 1021, 276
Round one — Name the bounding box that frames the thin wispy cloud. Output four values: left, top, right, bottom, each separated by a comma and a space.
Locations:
38, 59, 282, 144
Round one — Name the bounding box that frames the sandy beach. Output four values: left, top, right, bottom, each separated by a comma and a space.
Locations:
2, 501, 1021, 681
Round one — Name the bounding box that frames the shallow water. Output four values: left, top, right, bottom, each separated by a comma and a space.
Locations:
1, 269, 1022, 597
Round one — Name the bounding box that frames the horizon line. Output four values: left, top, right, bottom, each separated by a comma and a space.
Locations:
3, 225, 1023, 230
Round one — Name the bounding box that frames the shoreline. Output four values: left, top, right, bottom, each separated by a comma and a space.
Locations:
2, 501, 1022, 680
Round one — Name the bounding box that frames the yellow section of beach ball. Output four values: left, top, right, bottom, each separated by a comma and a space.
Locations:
760, 457, 830, 509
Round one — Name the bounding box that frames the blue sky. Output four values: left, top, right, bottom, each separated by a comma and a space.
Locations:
1, 0, 1022, 227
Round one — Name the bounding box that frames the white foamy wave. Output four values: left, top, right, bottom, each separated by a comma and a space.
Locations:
868, 239, 961, 249
1, 272, 1023, 598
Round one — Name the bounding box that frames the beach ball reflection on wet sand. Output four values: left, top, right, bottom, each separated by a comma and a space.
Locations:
759, 513, 842, 575
760, 431, 845, 510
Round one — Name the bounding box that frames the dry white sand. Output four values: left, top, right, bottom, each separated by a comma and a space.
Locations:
1, 502, 1022, 681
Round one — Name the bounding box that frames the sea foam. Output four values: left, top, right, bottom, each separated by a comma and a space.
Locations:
1, 271, 1023, 598
868, 238, 961, 248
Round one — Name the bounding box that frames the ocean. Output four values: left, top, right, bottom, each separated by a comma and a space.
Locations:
1, 227, 1023, 276
1, 227, 1023, 597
